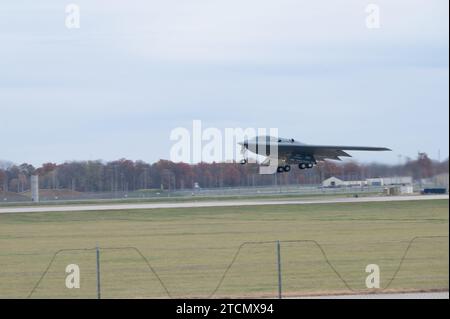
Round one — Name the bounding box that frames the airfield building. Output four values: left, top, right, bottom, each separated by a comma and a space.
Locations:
322, 176, 414, 193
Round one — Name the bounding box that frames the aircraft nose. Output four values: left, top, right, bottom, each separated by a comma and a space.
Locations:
238, 140, 249, 148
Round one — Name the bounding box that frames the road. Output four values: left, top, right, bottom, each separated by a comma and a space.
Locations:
298, 291, 449, 299
0, 194, 447, 214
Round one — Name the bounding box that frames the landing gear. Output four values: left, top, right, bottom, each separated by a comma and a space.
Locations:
299, 163, 314, 169
277, 165, 291, 173
240, 159, 247, 165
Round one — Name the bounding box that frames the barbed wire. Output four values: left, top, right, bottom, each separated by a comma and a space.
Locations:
27, 248, 97, 299
209, 235, 448, 297
27, 246, 171, 299
27, 235, 448, 298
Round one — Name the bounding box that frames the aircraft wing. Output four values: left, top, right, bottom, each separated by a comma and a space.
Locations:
278, 144, 391, 161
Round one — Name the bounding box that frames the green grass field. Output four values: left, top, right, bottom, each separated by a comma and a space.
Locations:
0, 199, 448, 298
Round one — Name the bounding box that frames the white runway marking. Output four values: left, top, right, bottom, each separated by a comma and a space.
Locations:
298, 291, 449, 299
0, 195, 447, 214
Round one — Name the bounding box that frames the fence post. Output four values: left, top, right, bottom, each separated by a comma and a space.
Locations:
96, 245, 101, 299
276, 240, 282, 299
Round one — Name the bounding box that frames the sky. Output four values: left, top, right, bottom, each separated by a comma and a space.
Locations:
0, 0, 448, 167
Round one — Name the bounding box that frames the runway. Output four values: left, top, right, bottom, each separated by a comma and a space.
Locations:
0, 194, 447, 214
298, 291, 449, 299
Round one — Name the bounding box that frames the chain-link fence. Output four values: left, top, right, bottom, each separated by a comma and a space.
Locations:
0, 185, 390, 204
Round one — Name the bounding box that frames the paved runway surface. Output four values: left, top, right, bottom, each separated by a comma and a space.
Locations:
0, 195, 447, 214
299, 291, 449, 299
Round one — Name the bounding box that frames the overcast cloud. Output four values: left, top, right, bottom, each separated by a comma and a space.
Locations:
0, 0, 448, 166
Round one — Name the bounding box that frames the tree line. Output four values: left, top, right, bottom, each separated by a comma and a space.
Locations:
0, 153, 448, 193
